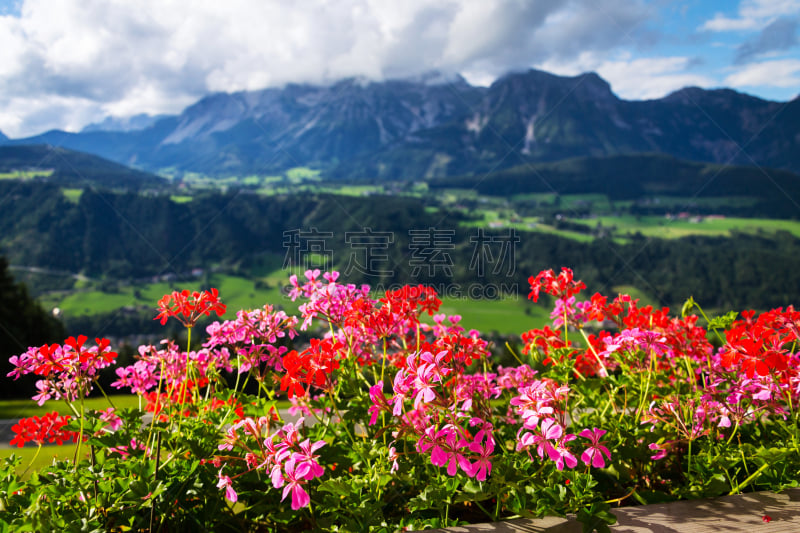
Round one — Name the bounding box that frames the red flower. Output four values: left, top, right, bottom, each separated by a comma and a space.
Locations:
381, 285, 441, 319
528, 268, 586, 303
10, 412, 81, 447
154, 288, 226, 327
280, 339, 343, 398
762, 514, 772, 523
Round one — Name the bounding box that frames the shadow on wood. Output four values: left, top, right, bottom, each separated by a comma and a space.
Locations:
424, 488, 800, 533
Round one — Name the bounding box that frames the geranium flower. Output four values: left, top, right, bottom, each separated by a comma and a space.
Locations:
546, 433, 578, 471
154, 288, 226, 327
216, 470, 238, 503
578, 428, 612, 468
281, 457, 312, 510
10, 412, 81, 447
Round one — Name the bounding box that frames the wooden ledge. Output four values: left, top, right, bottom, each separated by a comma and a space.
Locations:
425, 488, 800, 532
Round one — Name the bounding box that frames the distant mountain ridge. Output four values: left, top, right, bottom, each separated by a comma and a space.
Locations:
81, 113, 167, 133
1, 69, 798, 178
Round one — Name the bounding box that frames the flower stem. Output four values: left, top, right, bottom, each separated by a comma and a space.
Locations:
95, 381, 117, 410
74, 395, 85, 468
21, 444, 42, 477
731, 460, 772, 494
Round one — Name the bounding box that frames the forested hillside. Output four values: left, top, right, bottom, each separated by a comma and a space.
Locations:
2, 181, 800, 312
0, 257, 65, 398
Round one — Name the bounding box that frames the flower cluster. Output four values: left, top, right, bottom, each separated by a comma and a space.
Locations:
10, 411, 81, 447
217, 416, 326, 509
205, 304, 298, 375
6, 269, 800, 532
154, 288, 226, 327
8, 335, 117, 404
112, 340, 232, 395
280, 339, 343, 398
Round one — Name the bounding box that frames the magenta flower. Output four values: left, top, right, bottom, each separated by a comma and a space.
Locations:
388, 446, 400, 473
428, 427, 472, 476
546, 433, 578, 471
517, 418, 562, 459
469, 438, 494, 481
281, 458, 312, 510
648, 442, 668, 460
368, 380, 391, 425
99, 407, 123, 431
216, 471, 238, 503
578, 428, 612, 468
294, 439, 326, 479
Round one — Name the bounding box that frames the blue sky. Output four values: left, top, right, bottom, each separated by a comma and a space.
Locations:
0, 0, 798, 138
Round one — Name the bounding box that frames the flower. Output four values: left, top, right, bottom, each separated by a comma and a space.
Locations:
99, 407, 123, 431
578, 428, 612, 468
281, 457, 312, 510
8, 337, 118, 405
154, 288, 226, 327
10, 412, 81, 447
280, 338, 343, 398
528, 268, 586, 303
762, 514, 772, 523
217, 470, 238, 503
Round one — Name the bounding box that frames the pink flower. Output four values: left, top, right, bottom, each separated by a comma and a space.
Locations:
294, 439, 326, 479
648, 442, 668, 460
99, 407, 123, 431
216, 471, 238, 503
517, 418, 562, 460
546, 433, 578, 471
368, 381, 391, 425
578, 428, 612, 468
469, 439, 494, 481
388, 446, 399, 473
281, 458, 311, 510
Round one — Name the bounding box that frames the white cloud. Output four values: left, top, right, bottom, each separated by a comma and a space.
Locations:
701, 0, 800, 31
537, 52, 716, 100
0, 0, 656, 138
724, 58, 800, 88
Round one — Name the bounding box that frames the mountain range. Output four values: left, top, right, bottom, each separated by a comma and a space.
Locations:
1, 69, 798, 179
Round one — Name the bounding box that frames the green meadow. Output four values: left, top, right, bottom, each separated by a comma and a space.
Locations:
40, 273, 301, 319
0, 169, 54, 180
576, 215, 800, 239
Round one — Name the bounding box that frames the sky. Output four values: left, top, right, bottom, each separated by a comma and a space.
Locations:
0, 0, 798, 138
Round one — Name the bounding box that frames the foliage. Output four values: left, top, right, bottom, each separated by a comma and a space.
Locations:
3, 270, 800, 532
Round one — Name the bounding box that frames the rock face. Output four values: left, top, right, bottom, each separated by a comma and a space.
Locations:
81, 114, 166, 133
2, 69, 799, 177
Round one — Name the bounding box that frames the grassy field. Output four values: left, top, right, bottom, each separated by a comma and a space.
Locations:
577, 215, 800, 239
0, 395, 292, 477
0, 169, 54, 180
435, 295, 550, 334
40, 273, 302, 319
169, 194, 194, 203
61, 188, 84, 203
0, 394, 142, 420
38, 268, 555, 335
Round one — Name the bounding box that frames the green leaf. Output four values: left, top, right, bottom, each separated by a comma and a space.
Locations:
707, 310, 738, 330
577, 502, 617, 533
317, 479, 353, 497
